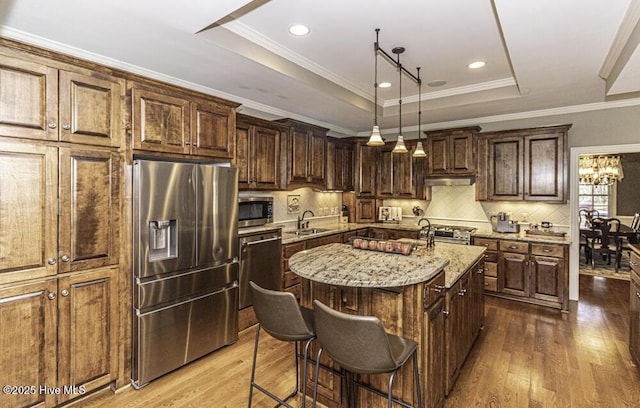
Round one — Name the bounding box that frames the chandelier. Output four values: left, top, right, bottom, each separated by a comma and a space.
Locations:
578, 155, 624, 185
367, 29, 425, 157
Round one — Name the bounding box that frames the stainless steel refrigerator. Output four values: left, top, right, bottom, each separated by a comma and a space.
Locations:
132, 159, 239, 388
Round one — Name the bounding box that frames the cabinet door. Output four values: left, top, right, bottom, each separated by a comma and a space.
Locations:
499, 252, 528, 296
470, 260, 485, 338
631, 270, 640, 364
59, 70, 123, 147
529, 255, 564, 304
57, 267, 118, 403
487, 136, 523, 200
289, 129, 309, 184
450, 133, 474, 174
0, 55, 58, 141
308, 130, 326, 184
190, 99, 234, 158
394, 149, 416, 198
424, 296, 446, 408
356, 144, 377, 197
235, 123, 251, 187
445, 283, 461, 394
0, 280, 58, 408
336, 142, 354, 191
58, 148, 120, 274
428, 135, 449, 174
377, 146, 394, 197
0, 142, 58, 285
253, 125, 281, 189
131, 88, 190, 154
523, 133, 564, 202
356, 199, 377, 223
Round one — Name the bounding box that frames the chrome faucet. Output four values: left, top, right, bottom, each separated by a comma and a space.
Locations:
297, 210, 315, 230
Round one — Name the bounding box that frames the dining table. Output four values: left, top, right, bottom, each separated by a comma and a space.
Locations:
580, 222, 639, 267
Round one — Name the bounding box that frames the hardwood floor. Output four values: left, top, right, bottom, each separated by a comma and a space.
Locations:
82, 275, 640, 408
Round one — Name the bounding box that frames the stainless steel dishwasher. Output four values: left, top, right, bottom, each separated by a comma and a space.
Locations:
238, 229, 282, 309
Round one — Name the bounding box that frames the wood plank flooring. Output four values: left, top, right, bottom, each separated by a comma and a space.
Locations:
81, 275, 640, 408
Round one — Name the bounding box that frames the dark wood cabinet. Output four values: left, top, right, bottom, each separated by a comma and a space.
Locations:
276, 119, 328, 190
630, 251, 640, 366
375, 142, 425, 199
355, 198, 377, 223
424, 291, 446, 408
425, 126, 479, 176
355, 141, 378, 197
326, 137, 354, 191
477, 125, 570, 203
235, 114, 286, 190
368, 227, 419, 240
131, 83, 238, 158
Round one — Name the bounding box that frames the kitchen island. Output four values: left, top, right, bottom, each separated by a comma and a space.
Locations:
289, 241, 485, 408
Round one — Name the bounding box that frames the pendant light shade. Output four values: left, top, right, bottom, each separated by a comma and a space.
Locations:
413, 66, 427, 157
392, 135, 408, 153
367, 29, 385, 147
368, 125, 385, 146
393, 47, 407, 154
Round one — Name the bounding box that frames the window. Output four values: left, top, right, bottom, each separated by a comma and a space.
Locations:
578, 182, 611, 226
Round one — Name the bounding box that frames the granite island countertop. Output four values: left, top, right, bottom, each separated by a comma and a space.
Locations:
472, 230, 572, 245
288, 241, 484, 288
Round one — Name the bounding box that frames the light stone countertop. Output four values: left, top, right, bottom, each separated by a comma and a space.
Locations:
288, 242, 478, 288
472, 230, 572, 245
281, 222, 418, 244
397, 240, 486, 287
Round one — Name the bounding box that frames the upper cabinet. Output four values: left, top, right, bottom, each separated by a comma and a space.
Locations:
377, 142, 422, 199
477, 125, 570, 203
424, 126, 480, 176
131, 82, 238, 159
355, 141, 378, 197
235, 114, 286, 190
276, 119, 328, 190
326, 137, 355, 191
0, 54, 124, 147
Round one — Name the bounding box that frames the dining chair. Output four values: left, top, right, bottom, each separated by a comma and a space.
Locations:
588, 217, 622, 272
579, 209, 599, 264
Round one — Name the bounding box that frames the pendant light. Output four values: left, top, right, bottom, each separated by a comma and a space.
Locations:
367, 28, 385, 146
392, 47, 408, 153
413, 67, 427, 157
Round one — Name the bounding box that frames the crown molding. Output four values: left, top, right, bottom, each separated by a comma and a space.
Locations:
599, 0, 640, 79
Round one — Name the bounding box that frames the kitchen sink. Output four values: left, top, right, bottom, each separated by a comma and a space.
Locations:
292, 228, 331, 236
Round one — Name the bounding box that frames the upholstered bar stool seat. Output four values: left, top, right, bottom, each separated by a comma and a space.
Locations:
312, 299, 422, 408
248, 281, 315, 408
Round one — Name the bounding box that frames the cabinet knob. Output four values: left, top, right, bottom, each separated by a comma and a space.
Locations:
636, 292, 640, 299
47, 292, 56, 300
477, 268, 484, 274
48, 122, 57, 129
543, 249, 552, 253
509, 246, 517, 249
61, 289, 69, 297
433, 284, 445, 293
442, 310, 450, 316
62, 124, 71, 130
47, 258, 57, 265
61, 255, 70, 262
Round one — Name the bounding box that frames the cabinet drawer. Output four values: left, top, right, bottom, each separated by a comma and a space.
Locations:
424, 271, 446, 307
484, 262, 497, 277
483, 251, 498, 263
473, 237, 498, 251
499, 240, 529, 254
282, 270, 300, 288
283, 242, 305, 258
306, 234, 343, 248
484, 276, 497, 292
530, 243, 564, 258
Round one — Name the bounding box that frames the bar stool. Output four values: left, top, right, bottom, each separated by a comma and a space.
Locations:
311, 300, 422, 408
248, 281, 315, 408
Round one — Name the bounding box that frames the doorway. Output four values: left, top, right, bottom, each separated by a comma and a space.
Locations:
569, 143, 640, 301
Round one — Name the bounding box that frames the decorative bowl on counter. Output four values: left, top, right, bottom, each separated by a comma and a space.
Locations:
348, 236, 414, 255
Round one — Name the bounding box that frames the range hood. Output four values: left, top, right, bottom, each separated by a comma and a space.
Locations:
424, 175, 476, 186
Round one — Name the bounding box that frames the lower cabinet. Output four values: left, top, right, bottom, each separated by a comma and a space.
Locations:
630, 250, 640, 366
0, 267, 118, 407
444, 259, 484, 395
368, 228, 419, 240
473, 236, 568, 310
424, 296, 446, 408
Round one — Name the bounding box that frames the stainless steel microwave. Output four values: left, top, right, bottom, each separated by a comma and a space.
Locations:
238, 197, 273, 227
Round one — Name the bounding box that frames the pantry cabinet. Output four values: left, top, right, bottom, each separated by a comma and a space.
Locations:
235, 114, 286, 190
0, 54, 123, 147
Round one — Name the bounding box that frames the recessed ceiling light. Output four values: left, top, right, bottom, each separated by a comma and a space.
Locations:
467, 61, 486, 69
379, 82, 391, 88
427, 80, 447, 87
289, 24, 310, 36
